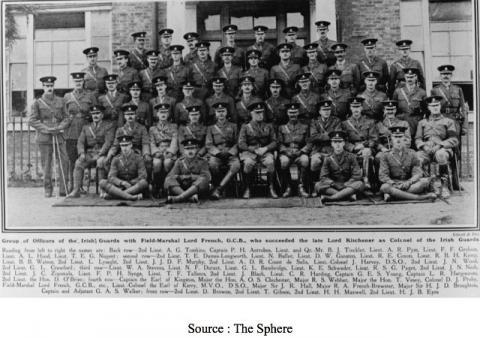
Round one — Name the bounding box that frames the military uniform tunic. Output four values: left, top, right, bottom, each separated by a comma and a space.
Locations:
357, 56, 389, 92
214, 44, 245, 70
158, 45, 173, 70
306, 116, 342, 155
129, 48, 147, 71
174, 97, 206, 125
139, 66, 164, 101
164, 155, 211, 191
303, 61, 328, 94
98, 91, 129, 129
77, 120, 114, 158
238, 121, 277, 171
205, 121, 240, 174
358, 89, 388, 121
388, 57, 425, 96
108, 151, 147, 185
277, 121, 309, 159
178, 123, 207, 156
376, 117, 411, 152
321, 88, 352, 120
270, 62, 302, 98
63, 89, 97, 141
189, 59, 216, 100
292, 90, 321, 123
246, 42, 277, 70
117, 66, 140, 94
165, 64, 192, 101
110, 122, 151, 157
205, 93, 236, 126
329, 61, 361, 94
81, 65, 108, 96
415, 115, 459, 151
392, 85, 427, 137
342, 115, 378, 152
290, 43, 308, 67
379, 148, 423, 185
149, 122, 178, 158
149, 95, 177, 122
233, 95, 263, 126
317, 151, 364, 191
242, 67, 269, 98
183, 50, 199, 66
217, 65, 243, 98
264, 96, 290, 128
312, 38, 337, 66
120, 100, 152, 128
431, 83, 467, 135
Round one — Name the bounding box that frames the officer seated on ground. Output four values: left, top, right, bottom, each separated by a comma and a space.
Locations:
206, 102, 241, 200
379, 126, 437, 202
315, 131, 364, 205
238, 102, 278, 199
415, 95, 459, 198
68, 105, 114, 198
149, 103, 178, 197
99, 133, 148, 200
277, 103, 310, 198
164, 138, 211, 203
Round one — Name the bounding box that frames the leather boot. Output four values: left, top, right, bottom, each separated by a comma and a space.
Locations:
282, 169, 292, 198
242, 172, 251, 199
103, 182, 137, 200
439, 164, 451, 199
166, 186, 185, 203
267, 173, 278, 199
212, 171, 235, 200
175, 185, 199, 203
67, 167, 84, 198
298, 167, 309, 198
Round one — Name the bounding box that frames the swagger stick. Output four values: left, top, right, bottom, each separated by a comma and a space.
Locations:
54, 135, 68, 194
52, 135, 59, 198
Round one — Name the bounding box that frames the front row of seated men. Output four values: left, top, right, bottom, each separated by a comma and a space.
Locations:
67, 94, 456, 203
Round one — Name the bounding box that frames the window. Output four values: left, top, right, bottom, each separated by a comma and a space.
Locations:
9, 14, 28, 117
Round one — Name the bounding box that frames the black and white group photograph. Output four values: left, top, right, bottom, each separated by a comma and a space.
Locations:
2, 0, 477, 229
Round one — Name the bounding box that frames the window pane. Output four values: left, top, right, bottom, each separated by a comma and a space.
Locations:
35, 12, 85, 29
254, 16, 276, 29
450, 30, 472, 55
205, 14, 220, 31
35, 41, 51, 64
287, 12, 304, 28
231, 16, 253, 30
430, 2, 472, 22
51, 28, 85, 41
53, 41, 68, 64
431, 31, 450, 55
11, 64, 27, 90
11, 91, 27, 117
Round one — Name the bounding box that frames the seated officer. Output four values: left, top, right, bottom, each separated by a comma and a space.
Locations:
99, 134, 148, 200
121, 81, 152, 128
342, 96, 378, 189
292, 72, 321, 124
206, 102, 241, 200
315, 131, 364, 204
415, 95, 458, 197
264, 78, 290, 129
306, 100, 342, 181
164, 138, 211, 203
67, 105, 114, 198
238, 102, 278, 199
277, 103, 310, 198
178, 106, 207, 157
149, 103, 178, 196
379, 126, 436, 202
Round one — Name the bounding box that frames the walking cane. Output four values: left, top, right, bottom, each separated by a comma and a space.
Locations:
52, 135, 59, 199
54, 134, 68, 195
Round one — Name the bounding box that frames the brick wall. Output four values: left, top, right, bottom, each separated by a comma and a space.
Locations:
336, 0, 402, 64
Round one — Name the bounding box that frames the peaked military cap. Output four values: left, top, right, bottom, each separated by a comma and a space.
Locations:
438, 64, 455, 73
389, 126, 407, 135
325, 69, 342, 78
403, 68, 419, 76
283, 26, 299, 34
363, 71, 380, 79
315, 21, 331, 28
248, 102, 266, 112
122, 104, 138, 113
169, 45, 184, 53
277, 43, 293, 51
254, 25, 268, 33
268, 78, 285, 87
296, 73, 312, 82
183, 32, 199, 41
396, 39, 413, 49
83, 47, 99, 56
223, 24, 238, 33
104, 74, 118, 82
361, 38, 378, 47
240, 75, 255, 84
425, 96, 443, 105
318, 100, 333, 109
113, 49, 129, 58
131, 32, 146, 39
117, 134, 133, 143
159, 28, 174, 36
331, 43, 348, 52
154, 103, 170, 111
70, 72, 86, 80
152, 76, 168, 85
145, 50, 160, 57
195, 41, 210, 49
382, 100, 398, 108
211, 77, 226, 85
303, 43, 319, 51
128, 81, 142, 90
349, 97, 365, 105
181, 138, 200, 147
182, 80, 197, 89
329, 130, 346, 141
246, 49, 262, 58
186, 105, 202, 114
90, 105, 105, 113
285, 102, 300, 111
39, 76, 57, 84
212, 102, 229, 110
219, 46, 235, 54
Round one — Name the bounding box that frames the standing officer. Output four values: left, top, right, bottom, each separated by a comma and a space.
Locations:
175, 81, 206, 125
341, 97, 378, 189
98, 74, 129, 130
392, 68, 427, 139
81, 47, 108, 97
178, 106, 207, 157
238, 102, 278, 199
114, 49, 140, 94
415, 96, 458, 198
190, 41, 216, 101
388, 39, 425, 97
214, 25, 245, 70
164, 138, 211, 203
302, 43, 328, 94
306, 100, 342, 184
183, 32, 200, 65
233, 75, 263, 126
67, 105, 114, 198
243, 49, 270, 99
270, 43, 302, 99
311, 20, 337, 66
149, 76, 177, 122
129, 32, 148, 71
357, 38, 389, 92
379, 126, 436, 202
206, 102, 241, 200
149, 103, 178, 197
99, 133, 148, 201
205, 77, 236, 126
431, 64, 467, 136
358, 71, 388, 121
315, 131, 364, 204
264, 78, 290, 129
165, 45, 191, 101
292, 73, 321, 124
158, 28, 174, 69
283, 26, 307, 67
321, 69, 352, 120
246, 25, 277, 70
121, 81, 152, 128
329, 43, 361, 95
217, 46, 243, 98
277, 102, 310, 198
28, 76, 69, 197
139, 50, 163, 102
64, 72, 97, 191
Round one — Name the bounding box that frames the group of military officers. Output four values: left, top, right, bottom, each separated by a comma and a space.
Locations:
28, 21, 466, 204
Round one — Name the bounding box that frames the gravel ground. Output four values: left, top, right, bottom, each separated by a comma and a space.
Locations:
4, 183, 476, 230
